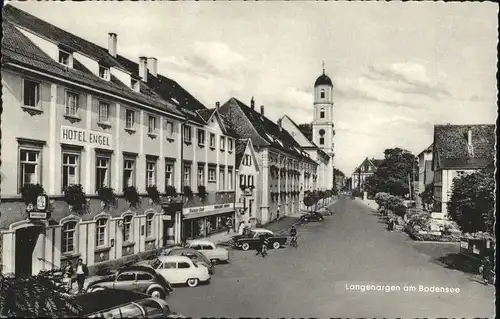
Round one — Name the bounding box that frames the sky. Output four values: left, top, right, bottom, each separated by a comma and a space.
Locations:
10, 2, 498, 175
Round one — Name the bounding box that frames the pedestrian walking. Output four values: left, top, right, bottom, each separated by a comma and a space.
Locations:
479, 256, 492, 285
74, 258, 89, 294
62, 260, 74, 291
226, 218, 233, 234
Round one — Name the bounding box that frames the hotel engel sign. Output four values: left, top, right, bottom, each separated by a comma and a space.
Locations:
61, 126, 112, 149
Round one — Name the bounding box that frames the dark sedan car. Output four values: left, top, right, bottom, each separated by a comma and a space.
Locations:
86, 265, 173, 299
232, 228, 288, 251
299, 211, 324, 222
74, 289, 185, 318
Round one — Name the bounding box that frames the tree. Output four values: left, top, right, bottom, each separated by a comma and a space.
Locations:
0, 270, 80, 317
303, 196, 314, 212
419, 182, 434, 211
368, 148, 417, 197
447, 169, 494, 234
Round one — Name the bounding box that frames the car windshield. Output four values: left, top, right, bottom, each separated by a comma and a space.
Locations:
150, 259, 162, 269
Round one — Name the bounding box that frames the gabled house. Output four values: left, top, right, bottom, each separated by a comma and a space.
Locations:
432, 124, 495, 215
234, 139, 260, 232
279, 115, 333, 191
219, 97, 319, 223
351, 157, 383, 191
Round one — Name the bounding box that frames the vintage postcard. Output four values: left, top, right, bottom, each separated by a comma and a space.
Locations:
0, 1, 496, 318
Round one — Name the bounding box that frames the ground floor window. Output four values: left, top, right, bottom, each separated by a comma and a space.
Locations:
62, 221, 77, 254
183, 211, 235, 239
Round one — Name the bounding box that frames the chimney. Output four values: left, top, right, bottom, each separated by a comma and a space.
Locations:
278, 119, 282, 131
147, 57, 158, 77
108, 33, 117, 57
260, 105, 264, 116
138, 56, 148, 81
215, 101, 220, 110
250, 96, 255, 110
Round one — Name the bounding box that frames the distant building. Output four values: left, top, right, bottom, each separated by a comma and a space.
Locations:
416, 143, 434, 209
351, 157, 383, 191
432, 124, 495, 215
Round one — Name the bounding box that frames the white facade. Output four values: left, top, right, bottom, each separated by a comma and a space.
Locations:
234, 140, 260, 231
433, 168, 475, 216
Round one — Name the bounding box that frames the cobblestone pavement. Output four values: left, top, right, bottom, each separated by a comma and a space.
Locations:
166, 197, 495, 318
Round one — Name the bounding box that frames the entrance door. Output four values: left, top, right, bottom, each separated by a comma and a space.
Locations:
15, 226, 42, 276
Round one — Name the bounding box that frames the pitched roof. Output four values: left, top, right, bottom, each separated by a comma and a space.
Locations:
298, 123, 313, 141
235, 139, 249, 167
2, 5, 211, 122
219, 98, 315, 163
196, 108, 215, 122
353, 157, 383, 174
418, 143, 434, 156
281, 115, 330, 159
433, 124, 495, 170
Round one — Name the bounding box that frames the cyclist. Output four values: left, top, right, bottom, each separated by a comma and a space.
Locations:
256, 234, 269, 257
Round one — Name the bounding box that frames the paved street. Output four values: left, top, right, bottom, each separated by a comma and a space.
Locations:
167, 197, 495, 318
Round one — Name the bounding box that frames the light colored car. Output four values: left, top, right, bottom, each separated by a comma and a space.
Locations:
153, 255, 210, 287
186, 239, 230, 264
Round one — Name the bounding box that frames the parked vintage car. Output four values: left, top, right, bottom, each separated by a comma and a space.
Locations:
74, 289, 186, 318
232, 228, 288, 251
85, 265, 173, 299
316, 207, 333, 216
185, 239, 230, 264
300, 211, 324, 222
143, 255, 210, 287
166, 248, 215, 274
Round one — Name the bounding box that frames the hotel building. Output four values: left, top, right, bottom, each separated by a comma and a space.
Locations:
1, 5, 236, 276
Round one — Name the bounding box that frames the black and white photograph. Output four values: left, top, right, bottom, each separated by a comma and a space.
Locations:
0, 1, 497, 318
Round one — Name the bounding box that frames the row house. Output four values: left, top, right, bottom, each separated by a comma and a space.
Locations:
219, 98, 319, 224
431, 124, 495, 216
279, 115, 332, 192
0, 5, 236, 276
350, 157, 383, 191
234, 139, 260, 232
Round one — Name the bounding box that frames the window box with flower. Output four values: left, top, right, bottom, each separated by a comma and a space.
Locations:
146, 185, 160, 204
97, 186, 116, 209
63, 184, 88, 214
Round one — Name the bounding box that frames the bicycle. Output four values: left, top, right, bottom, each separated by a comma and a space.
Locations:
290, 236, 298, 248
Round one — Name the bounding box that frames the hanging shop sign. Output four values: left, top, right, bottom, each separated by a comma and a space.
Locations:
27, 194, 50, 220
61, 126, 112, 149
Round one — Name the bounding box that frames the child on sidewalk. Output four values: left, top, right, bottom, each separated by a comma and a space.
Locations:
479, 256, 492, 285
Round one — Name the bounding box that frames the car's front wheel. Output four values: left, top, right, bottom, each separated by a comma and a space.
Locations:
186, 278, 199, 287
149, 288, 166, 299
241, 243, 250, 251
272, 241, 281, 250
319, 217, 324, 221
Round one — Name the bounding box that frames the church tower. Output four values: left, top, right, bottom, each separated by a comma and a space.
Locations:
312, 63, 335, 157
312, 63, 335, 190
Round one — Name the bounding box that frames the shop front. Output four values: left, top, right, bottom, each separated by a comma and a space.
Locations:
182, 203, 235, 240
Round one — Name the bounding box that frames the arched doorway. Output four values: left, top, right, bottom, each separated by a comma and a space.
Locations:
15, 226, 43, 276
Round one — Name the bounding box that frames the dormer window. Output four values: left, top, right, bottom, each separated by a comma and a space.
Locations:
131, 79, 140, 92
59, 50, 71, 66
99, 65, 110, 81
